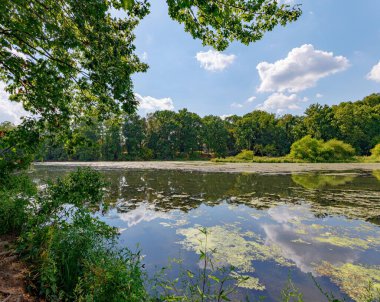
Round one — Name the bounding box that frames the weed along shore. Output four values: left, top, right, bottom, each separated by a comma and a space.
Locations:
34, 161, 380, 174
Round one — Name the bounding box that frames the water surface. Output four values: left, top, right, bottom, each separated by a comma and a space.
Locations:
32, 166, 380, 301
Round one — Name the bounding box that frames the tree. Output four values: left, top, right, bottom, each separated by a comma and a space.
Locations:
202, 115, 229, 157
102, 119, 123, 161
122, 114, 146, 159
276, 114, 306, 155
167, 0, 301, 50
146, 110, 180, 159
234, 110, 279, 155
176, 109, 202, 156
1, 0, 302, 173
304, 104, 338, 141
333, 98, 380, 155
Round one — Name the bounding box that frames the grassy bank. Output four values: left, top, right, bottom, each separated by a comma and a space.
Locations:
212, 156, 379, 164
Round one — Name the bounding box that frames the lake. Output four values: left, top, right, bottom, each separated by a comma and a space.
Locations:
31, 165, 380, 302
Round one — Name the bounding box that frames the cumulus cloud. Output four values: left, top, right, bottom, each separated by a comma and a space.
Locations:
230, 96, 257, 109
135, 93, 174, 113
246, 96, 257, 103
220, 114, 232, 120
367, 60, 380, 82
0, 82, 28, 124
196, 50, 236, 72
257, 44, 349, 93
316, 93, 323, 98
230, 102, 243, 108
256, 92, 308, 113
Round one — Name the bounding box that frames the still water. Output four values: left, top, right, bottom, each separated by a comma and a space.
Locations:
32, 166, 380, 301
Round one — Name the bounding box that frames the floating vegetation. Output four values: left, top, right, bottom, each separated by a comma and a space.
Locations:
316, 262, 380, 302
230, 272, 265, 290
314, 235, 372, 250
292, 173, 356, 190
373, 170, 380, 181
291, 238, 311, 245
177, 225, 294, 275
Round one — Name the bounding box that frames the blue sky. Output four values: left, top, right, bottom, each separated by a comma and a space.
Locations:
131, 0, 380, 117
1, 0, 380, 123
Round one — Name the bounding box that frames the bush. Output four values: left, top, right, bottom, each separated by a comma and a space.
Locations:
0, 174, 37, 235
371, 143, 380, 160
289, 136, 325, 162
235, 149, 254, 161
289, 136, 356, 162
9, 168, 148, 301
323, 139, 355, 161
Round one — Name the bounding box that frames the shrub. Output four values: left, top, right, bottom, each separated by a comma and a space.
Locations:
289, 136, 325, 162
235, 149, 254, 161
371, 143, 380, 160
289, 136, 356, 162
323, 139, 355, 161
11, 168, 148, 301
0, 174, 37, 235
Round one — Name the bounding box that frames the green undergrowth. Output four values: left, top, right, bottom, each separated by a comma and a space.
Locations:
212, 156, 300, 163
1, 168, 147, 301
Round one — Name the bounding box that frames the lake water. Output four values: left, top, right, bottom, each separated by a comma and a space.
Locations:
31, 166, 380, 302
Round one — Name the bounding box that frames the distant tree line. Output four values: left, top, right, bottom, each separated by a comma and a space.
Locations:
2, 93, 378, 161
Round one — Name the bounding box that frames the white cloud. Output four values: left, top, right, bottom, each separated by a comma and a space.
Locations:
257, 44, 349, 93
141, 51, 148, 61
230, 96, 257, 109
220, 114, 232, 120
230, 102, 243, 108
256, 92, 308, 113
196, 50, 236, 72
367, 60, 380, 82
246, 96, 257, 103
135, 93, 174, 113
0, 82, 28, 124
316, 93, 323, 98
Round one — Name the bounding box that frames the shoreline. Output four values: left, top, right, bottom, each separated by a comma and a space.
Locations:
33, 161, 380, 174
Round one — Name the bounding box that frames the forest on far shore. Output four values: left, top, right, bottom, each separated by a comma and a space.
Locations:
2, 93, 378, 162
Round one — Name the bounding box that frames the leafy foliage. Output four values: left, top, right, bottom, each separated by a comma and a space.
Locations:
0, 0, 303, 175
289, 136, 355, 163
33, 94, 380, 162
166, 0, 301, 50
0, 168, 147, 301
371, 144, 380, 160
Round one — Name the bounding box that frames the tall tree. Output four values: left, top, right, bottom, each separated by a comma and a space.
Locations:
0, 0, 302, 173
176, 109, 202, 156
304, 104, 338, 140
146, 110, 180, 159
202, 115, 229, 157
122, 114, 146, 159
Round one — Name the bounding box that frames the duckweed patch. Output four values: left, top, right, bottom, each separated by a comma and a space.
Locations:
177, 225, 294, 275
314, 236, 372, 250
316, 262, 380, 302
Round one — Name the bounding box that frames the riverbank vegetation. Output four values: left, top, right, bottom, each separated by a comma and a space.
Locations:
14, 93, 378, 163
1, 0, 379, 300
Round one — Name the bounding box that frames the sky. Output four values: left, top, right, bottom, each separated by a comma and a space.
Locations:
1, 0, 380, 123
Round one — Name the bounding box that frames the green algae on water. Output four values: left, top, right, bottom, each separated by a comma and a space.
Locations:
316, 261, 380, 302
177, 225, 294, 274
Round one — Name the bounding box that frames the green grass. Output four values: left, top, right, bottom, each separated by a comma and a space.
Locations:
212, 155, 380, 164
